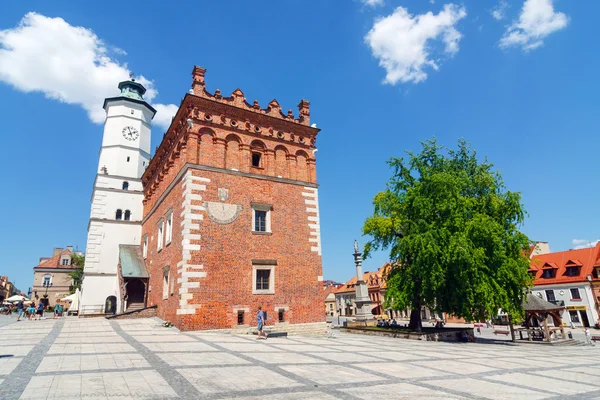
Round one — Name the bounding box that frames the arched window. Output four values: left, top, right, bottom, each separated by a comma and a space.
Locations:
124, 210, 131, 221
116, 209, 123, 220
122, 181, 129, 190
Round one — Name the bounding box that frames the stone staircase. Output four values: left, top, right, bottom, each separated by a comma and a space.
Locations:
126, 302, 144, 312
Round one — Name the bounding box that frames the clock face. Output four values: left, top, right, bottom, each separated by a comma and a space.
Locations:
122, 126, 139, 141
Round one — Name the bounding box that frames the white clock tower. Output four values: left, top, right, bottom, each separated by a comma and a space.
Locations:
80, 79, 156, 315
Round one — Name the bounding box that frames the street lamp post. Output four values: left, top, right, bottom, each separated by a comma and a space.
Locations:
42, 281, 52, 307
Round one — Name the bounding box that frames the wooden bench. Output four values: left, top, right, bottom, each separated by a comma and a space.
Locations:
493, 330, 510, 336
591, 336, 600, 342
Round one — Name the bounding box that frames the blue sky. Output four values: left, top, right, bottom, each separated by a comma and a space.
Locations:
0, 0, 596, 293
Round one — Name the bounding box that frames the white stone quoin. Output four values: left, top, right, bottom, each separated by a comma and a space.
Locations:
80, 80, 156, 314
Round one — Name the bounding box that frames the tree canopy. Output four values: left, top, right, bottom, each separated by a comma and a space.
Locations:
68, 253, 85, 294
363, 138, 531, 331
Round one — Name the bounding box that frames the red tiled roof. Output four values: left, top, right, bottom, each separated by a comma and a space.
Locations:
531, 243, 600, 286
33, 249, 76, 270
334, 264, 393, 294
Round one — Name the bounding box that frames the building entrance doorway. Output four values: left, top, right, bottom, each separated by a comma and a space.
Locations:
124, 278, 146, 312
580, 310, 590, 327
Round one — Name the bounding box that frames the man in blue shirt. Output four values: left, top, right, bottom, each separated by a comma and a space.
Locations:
16, 299, 24, 321
257, 306, 268, 339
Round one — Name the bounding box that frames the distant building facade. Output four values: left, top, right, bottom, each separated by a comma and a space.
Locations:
530, 242, 600, 328
0, 276, 18, 302
32, 246, 82, 307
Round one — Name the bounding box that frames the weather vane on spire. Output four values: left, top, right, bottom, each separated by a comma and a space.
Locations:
129, 72, 135, 82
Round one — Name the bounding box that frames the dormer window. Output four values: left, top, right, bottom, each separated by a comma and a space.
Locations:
542, 269, 556, 279
565, 266, 581, 277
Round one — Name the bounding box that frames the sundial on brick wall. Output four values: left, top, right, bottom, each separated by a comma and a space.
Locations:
204, 188, 242, 225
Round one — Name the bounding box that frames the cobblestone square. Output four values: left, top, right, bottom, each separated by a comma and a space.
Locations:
2, 316, 600, 399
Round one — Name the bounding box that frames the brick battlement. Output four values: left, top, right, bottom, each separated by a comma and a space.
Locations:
142, 65, 320, 205
191, 66, 311, 126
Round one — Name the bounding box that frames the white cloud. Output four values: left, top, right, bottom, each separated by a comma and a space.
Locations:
491, 0, 509, 21
364, 4, 467, 85
361, 0, 384, 7
153, 104, 179, 131
0, 13, 176, 129
499, 0, 568, 51
572, 239, 600, 250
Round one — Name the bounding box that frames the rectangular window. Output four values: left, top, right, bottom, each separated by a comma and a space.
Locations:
571, 288, 581, 300
157, 219, 164, 251
142, 235, 148, 259
251, 203, 271, 233
162, 268, 169, 300
278, 309, 285, 323
165, 210, 173, 245
254, 210, 267, 232
251, 152, 262, 168
569, 310, 580, 323
545, 290, 556, 303
42, 275, 51, 286
61, 258, 70, 266
252, 262, 275, 295
237, 310, 245, 325
256, 270, 270, 290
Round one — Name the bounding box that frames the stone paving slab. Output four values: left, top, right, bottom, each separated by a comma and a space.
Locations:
158, 351, 251, 366
428, 377, 551, 399
177, 365, 303, 394
341, 382, 468, 399
20, 370, 177, 399
486, 372, 598, 395
4, 316, 600, 399
0, 345, 34, 357
46, 343, 136, 355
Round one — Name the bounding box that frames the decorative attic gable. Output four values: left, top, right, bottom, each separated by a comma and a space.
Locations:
542, 262, 559, 269
187, 66, 315, 126
565, 259, 583, 267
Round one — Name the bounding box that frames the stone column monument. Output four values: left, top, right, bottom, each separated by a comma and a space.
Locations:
353, 240, 373, 323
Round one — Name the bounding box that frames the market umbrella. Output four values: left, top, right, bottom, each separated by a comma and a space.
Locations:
6, 295, 28, 302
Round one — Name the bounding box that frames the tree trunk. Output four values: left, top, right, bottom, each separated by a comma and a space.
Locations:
408, 308, 422, 332
508, 314, 516, 343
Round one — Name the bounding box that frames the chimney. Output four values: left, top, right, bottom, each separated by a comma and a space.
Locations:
52, 248, 63, 257
39, 257, 50, 264
66, 246, 74, 252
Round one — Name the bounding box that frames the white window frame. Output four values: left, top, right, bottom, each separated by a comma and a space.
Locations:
60, 256, 70, 266
251, 203, 272, 233
252, 264, 275, 295
162, 267, 169, 300
165, 209, 173, 245
570, 288, 581, 300
42, 274, 52, 286
142, 235, 148, 259
157, 219, 164, 251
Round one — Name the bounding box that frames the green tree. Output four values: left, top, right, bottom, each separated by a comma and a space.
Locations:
363, 138, 531, 332
68, 253, 85, 294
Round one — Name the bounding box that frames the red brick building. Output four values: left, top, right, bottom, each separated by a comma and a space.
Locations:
141, 66, 325, 332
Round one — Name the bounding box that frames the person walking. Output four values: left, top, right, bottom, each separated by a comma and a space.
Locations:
585, 327, 594, 345
257, 306, 268, 340
27, 302, 36, 320
16, 299, 24, 321
36, 302, 44, 320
